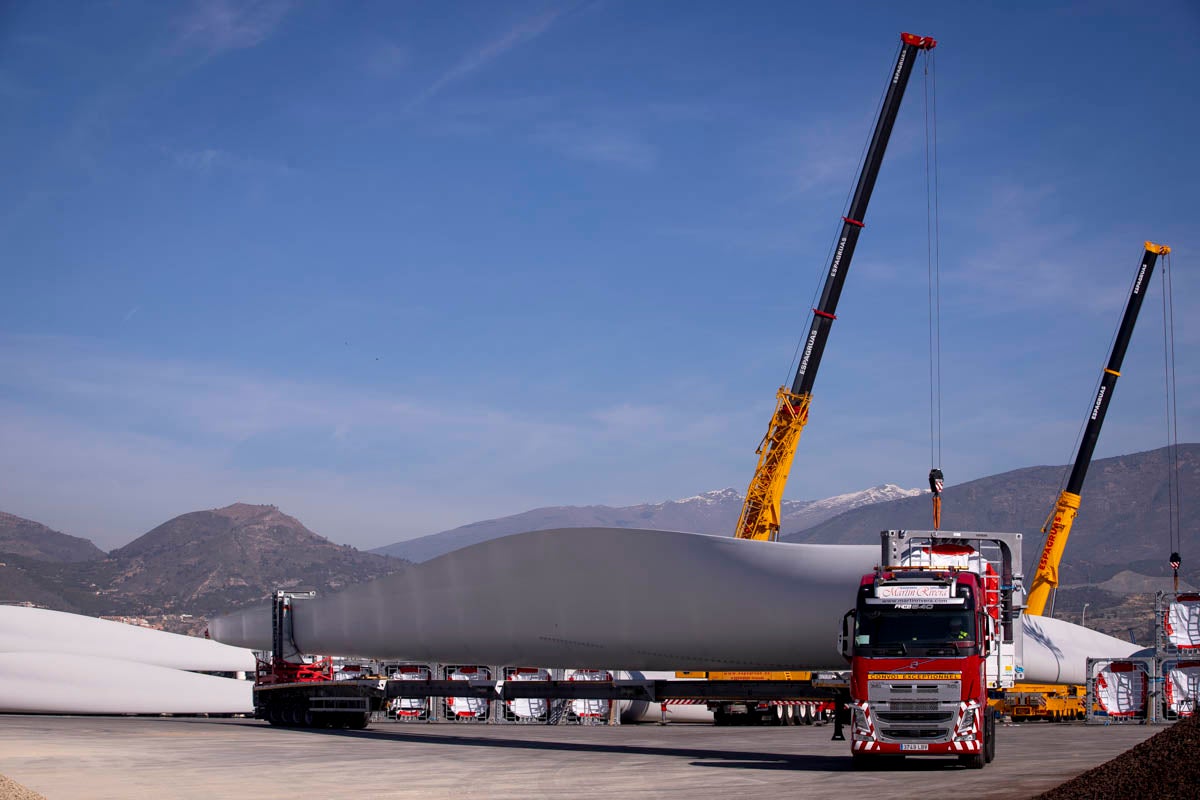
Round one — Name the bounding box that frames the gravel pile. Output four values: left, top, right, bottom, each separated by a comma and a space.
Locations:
0, 774, 46, 800
1036, 716, 1200, 799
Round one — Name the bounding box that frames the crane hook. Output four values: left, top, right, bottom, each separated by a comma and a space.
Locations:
929, 468, 944, 530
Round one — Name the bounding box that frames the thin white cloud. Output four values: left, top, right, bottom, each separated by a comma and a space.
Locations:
949, 182, 1139, 314
177, 0, 291, 54
412, 8, 565, 107
170, 146, 298, 178
534, 121, 656, 170
0, 336, 734, 547
364, 40, 409, 76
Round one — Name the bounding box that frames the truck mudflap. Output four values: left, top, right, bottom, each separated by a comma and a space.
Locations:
850, 700, 983, 754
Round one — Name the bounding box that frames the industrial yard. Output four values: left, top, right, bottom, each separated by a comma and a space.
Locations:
0, 715, 1168, 800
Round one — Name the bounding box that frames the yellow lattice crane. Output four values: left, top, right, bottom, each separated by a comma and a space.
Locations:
735, 32, 937, 541
1025, 241, 1171, 615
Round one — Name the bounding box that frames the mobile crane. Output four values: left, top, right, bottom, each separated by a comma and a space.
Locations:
994, 241, 1171, 723
1025, 241, 1172, 615
735, 32, 937, 542
696, 31, 937, 727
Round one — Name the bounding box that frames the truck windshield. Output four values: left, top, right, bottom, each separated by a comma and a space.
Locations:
854, 607, 975, 655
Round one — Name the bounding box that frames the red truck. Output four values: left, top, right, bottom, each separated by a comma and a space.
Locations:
840, 530, 1025, 768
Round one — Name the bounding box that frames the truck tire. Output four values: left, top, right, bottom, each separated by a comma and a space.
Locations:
984, 713, 996, 763
959, 752, 985, 769
347, 712, 370, 730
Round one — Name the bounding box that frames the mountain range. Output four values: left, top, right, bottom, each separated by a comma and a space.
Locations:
1, 444, 1194, 641
0, 503, 406, 625
370, 483, 923, 563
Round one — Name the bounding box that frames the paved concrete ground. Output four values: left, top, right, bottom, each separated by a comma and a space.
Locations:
0, 716, 1162, 800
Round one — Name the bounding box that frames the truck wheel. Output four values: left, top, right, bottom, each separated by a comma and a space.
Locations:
959, 753, 985, 769
347, 712, 370, 730
984, 713, 996, 763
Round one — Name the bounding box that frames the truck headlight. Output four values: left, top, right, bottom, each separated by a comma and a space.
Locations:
954, 702, 979, 740
852, 703, 875, 739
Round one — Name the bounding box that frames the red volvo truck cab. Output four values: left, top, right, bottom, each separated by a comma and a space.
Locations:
840, 530, 1025, 768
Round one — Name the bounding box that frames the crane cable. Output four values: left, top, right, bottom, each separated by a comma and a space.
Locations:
1159, 250, 1183, 592
923, 47, 945, 530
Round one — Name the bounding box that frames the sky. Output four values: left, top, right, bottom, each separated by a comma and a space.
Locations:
2, 1, 1198, 552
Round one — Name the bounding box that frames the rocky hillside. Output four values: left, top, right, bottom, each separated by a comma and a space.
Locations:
783, 444, 1199, 586
0, 511, 105, 562
102, 503, 406, 614
0, 503, 407, 620
371, 484, 922, 563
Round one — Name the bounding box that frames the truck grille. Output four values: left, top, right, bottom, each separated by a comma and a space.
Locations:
875, 711, 953, 723
867, 680, 960, 744
880, 727, 947, 740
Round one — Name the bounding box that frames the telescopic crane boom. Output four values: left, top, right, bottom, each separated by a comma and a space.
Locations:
735, 32, 936, 541
1025, 241, 1172, 616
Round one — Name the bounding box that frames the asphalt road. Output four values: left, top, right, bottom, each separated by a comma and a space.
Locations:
0, 716, 1162, 800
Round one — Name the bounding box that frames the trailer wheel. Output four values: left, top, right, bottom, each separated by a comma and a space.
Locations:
266, 705, 283, 726
347, 712, 370, 730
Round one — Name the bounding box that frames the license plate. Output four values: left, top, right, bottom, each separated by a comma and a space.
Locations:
900, 744, 929, 751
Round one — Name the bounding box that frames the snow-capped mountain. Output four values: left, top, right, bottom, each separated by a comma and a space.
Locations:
371, 484, 923, 563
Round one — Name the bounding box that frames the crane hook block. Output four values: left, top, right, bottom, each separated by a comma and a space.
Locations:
1145, 241, 1171, 255
900, 33, 938, 49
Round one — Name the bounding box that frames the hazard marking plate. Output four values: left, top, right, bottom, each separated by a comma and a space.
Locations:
900, 744, 929, 751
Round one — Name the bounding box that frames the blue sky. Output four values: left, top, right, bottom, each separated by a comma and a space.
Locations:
2, 1, 1197, 551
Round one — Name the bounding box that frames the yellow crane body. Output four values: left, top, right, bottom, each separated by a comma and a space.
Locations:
1026, 490, 1082, 617
734, 389, 811, 541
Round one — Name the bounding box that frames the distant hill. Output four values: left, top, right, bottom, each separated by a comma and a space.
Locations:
0, 503, 408, 621
103, 503, 407, 615
371, 484, 922, 563
782, 444, 1199, 585
0, 511, 105, 562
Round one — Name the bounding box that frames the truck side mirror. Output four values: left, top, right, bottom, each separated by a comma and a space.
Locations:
839, 610, 856, 660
